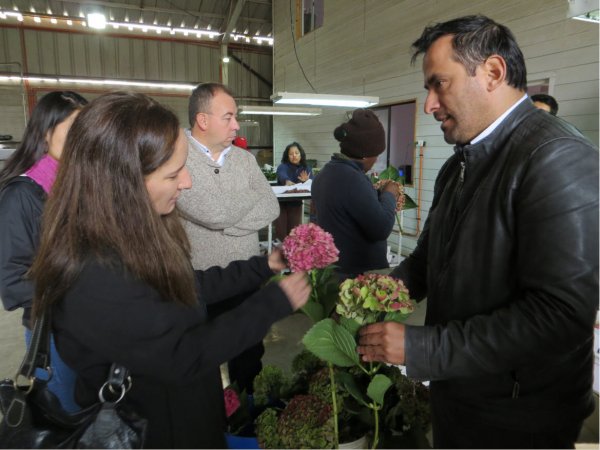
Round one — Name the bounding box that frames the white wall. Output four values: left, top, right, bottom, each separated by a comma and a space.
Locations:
272, 0, 599, 256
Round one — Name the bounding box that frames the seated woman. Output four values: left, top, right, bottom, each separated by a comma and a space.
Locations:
274, 142, 313, 241
29, 92, 310, 449
311, 109, 399, 280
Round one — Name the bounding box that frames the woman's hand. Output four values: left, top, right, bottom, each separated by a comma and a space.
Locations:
267, 247, 287, 272
278, 272, 310, 311
298, 170, 310, 182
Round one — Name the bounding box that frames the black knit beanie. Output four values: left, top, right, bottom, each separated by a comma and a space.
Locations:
333, 108, 385, 158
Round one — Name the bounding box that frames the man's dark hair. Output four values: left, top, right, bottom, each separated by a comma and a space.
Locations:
411, 15, 527, 91
188, 82, 235, 127
530, 93, 559, 116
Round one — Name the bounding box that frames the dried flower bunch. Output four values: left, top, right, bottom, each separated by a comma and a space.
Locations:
282, 223, 339, 272
373, 179, 406, 212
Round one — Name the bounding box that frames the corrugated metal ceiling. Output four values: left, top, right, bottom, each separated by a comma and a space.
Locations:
0, 0, 272, 38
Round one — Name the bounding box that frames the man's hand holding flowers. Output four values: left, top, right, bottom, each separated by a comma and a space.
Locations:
357, 321, 407, 365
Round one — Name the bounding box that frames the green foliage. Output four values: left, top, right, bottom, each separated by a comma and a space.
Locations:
262, 165, 277, 181
291, 349, 324, 376
366, 374, 393, 406
301, 266, 341, 322
336, 370, 370, 407
373, 165, 404, 183
302, 319, 360, 367
255, 408, 281, 449
382, 368, 431, 434
253, 365, 291, 407
277, 395, 335, 449
370, 165, 418, 211
256, 395, 335, 449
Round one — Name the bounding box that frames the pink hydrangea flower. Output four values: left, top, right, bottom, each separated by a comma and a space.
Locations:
282, 223, 339, 272
224, 387, 240, 418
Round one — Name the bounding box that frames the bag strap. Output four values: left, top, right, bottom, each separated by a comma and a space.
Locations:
98, 364, 131, 404
16, 310, 52, 382
16, 310, 131, 403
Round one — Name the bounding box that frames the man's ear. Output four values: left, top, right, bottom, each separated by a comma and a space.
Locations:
195, 112, 209, 131
482, 54, 507, 92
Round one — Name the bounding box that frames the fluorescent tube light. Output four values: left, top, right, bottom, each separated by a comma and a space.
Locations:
238, 105, 322, 116
271, 92, 379, 108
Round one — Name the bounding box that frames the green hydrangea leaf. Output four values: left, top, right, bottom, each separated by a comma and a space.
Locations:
378, 166, 401, 181
339, 316, 361, 337
367, 374, 393, 405
336, 370, 370, 406
301, 300, 325, 323
403, 193, 417, 210
302, 319, 360, 367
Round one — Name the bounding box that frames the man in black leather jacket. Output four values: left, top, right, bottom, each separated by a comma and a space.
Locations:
357, 15, 598, 449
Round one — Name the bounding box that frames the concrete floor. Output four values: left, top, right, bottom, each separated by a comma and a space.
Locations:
1, 299, 598, 446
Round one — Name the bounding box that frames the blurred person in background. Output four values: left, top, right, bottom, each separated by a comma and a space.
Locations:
312, 109, 399, 280
0, 90, 88, 413
274, 141, 313, 241
531, 93, 559, 116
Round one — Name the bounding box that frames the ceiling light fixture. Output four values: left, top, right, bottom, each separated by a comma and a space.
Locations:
0, 74, 196, 91
0, 9, 273, 46
239, 105, 322, 116
87, 12, 106, 29
271, 92, 379, 108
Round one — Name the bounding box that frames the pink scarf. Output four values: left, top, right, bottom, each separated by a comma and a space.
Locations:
25, 154, 59, 194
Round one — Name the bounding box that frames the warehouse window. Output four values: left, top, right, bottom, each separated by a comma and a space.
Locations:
296, 0, 324, 38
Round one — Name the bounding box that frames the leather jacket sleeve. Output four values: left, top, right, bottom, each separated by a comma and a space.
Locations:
404, 136, 598, 381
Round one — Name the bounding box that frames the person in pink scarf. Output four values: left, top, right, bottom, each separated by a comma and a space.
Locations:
0, 90, 87, 412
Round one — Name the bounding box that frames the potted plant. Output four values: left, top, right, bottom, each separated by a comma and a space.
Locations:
261, 164, 277, 182
301, 273, 416, 448
254, 222, 430, 449
255, 354, 352, 449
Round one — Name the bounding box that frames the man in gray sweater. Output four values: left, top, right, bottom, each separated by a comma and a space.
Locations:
178, 82, 279, 393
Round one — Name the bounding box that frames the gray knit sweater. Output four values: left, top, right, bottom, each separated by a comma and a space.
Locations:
178, 141, 279, 269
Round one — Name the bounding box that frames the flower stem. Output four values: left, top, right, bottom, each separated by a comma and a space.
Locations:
371, 405, 380, 449
328, 362, 339, 449
310, 269, 319, 303
395, 212, 403, 234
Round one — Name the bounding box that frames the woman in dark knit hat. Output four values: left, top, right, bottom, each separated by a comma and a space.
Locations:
312, 108, 400, 279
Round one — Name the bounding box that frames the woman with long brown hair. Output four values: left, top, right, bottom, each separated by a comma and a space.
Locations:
30, 92, 310, 448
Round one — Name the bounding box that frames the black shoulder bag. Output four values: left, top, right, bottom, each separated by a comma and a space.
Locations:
0, 312, 147, 448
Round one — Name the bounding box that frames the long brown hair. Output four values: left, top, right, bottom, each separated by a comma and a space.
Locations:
31, 92, 196, 318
